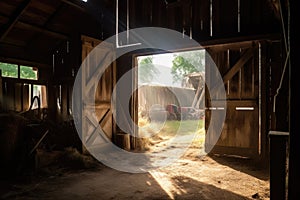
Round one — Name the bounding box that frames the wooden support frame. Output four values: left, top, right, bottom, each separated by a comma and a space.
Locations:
25, 3, 66, 48
205, 42, 262, 160
222, 48, 254, 83
80, 35, 117, 154
0, 0, 33, 41
60, 0, 86, 12
0, 70, 2, 110
210, 47, 254, 94
17, 21, 69, 40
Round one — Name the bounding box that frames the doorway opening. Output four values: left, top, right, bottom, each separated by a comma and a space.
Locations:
135, 49, 206, 153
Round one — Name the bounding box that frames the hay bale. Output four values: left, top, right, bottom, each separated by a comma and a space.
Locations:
55, 147, 99, 170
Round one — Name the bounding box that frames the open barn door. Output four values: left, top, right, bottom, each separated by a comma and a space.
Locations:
80, 35, 116, 154
205, 42, 262, 159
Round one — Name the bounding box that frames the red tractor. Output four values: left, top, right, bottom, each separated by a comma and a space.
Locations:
166, 104, 181, 120
166, 104, 204, 120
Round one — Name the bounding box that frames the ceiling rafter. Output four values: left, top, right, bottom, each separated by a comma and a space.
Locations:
0, 13, 69, 41
17, 21, 69, 40
60, 0, 86, 12
0, 56, 51, 69
0, 42, 51, 66
25, 3, 66, 48
0, 0, 33, 42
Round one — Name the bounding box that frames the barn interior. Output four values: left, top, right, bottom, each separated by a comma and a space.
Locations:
0, 0, 297, 199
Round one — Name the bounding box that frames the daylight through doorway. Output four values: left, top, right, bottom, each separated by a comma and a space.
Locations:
136, 49, 206, 155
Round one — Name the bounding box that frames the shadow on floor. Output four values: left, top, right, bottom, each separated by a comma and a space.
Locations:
169, 175, 251, 200
208, 154, 269, 181
0, 166, 254, 200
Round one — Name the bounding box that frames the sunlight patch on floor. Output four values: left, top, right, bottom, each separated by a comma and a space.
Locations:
150, 170, 187, 200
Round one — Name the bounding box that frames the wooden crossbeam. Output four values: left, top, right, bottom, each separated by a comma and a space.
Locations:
0, 13, 68, 41
210, 48, 254, 94
222, 48, 254, 83
0, 43, 51, 67
25, 3, 66, 48
0, 0, 33, 41
60, 0, 86, 12
17, 21, 69, 40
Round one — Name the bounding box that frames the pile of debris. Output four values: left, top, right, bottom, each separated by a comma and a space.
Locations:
0, 111, 100, 180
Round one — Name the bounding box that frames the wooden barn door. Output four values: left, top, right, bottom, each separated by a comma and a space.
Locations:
205, 42, 261, 159
81, 35, 116, 154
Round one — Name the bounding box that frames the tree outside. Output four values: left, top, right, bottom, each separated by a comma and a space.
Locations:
0, 62, 18, 78
0, 62, 37, 80
138, 56, 159, 84
20, 66, 38, 80
171, 50, 205, 83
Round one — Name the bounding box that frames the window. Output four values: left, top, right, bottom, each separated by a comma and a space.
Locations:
0, 62, 38, 80
0, 62, 18, 78
27, 84, 48, 109
20, 66, 38, 80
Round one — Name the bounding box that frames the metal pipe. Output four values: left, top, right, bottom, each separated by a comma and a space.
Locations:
115, 0, 141, 48
127, 0, 129, 44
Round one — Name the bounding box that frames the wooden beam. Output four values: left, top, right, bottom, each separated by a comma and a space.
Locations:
60, 0, 86, 12
210, 48, 254, 95
0, 71, 3, 110
0, 40, 26, 48
269, 131, 289, 200
222, 48, 254, 83
0, 44, 52, 67
200, 34, 281, 48
0, 56, 51, 69
0, 13, 69, 40
0, 0, 33, 41
17, 21, 69, 40
25, 3, 66, 48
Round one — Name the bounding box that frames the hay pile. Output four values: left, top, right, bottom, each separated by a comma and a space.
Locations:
36, 147, 101, 175
0, 112, 34, 178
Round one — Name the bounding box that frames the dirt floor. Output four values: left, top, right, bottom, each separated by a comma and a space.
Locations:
0, 120, 270, 200
0, 147, 270, 200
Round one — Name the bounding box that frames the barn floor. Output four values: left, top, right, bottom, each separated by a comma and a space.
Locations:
0, 144, 270, 200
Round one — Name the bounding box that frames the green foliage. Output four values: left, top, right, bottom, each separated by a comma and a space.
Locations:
171, 50, 205, 82
0, 62, 37, 80
0, 62, 18, 78
20, 66, 37, 80
138, 56, 159, 84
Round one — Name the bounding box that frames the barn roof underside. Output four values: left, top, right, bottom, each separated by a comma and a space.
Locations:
0, 0, 282, 68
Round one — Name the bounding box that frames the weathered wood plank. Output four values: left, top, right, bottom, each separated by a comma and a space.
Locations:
14, 83, 22, 112
0, 72, 3, 110
222, 48, 253, 83
0, 0, 33, 41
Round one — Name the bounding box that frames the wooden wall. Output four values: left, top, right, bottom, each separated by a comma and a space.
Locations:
0, 78, 47, 113
205, 41, 261, 159
203, 39, 283, 164
46, 34, 81, 122
125, 0, 279, 42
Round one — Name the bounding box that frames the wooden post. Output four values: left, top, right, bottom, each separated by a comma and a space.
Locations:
260, 41, 269, 167
47, 84, 57, 121
269, 131, 289, 200
61, 84, 68, 121
115, 132, 131, 151
14, 83, 22, 112
0, 69, 3, 110
23, 84, 29, 111
41, 85, 47, 108
288, 2, 300, 197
